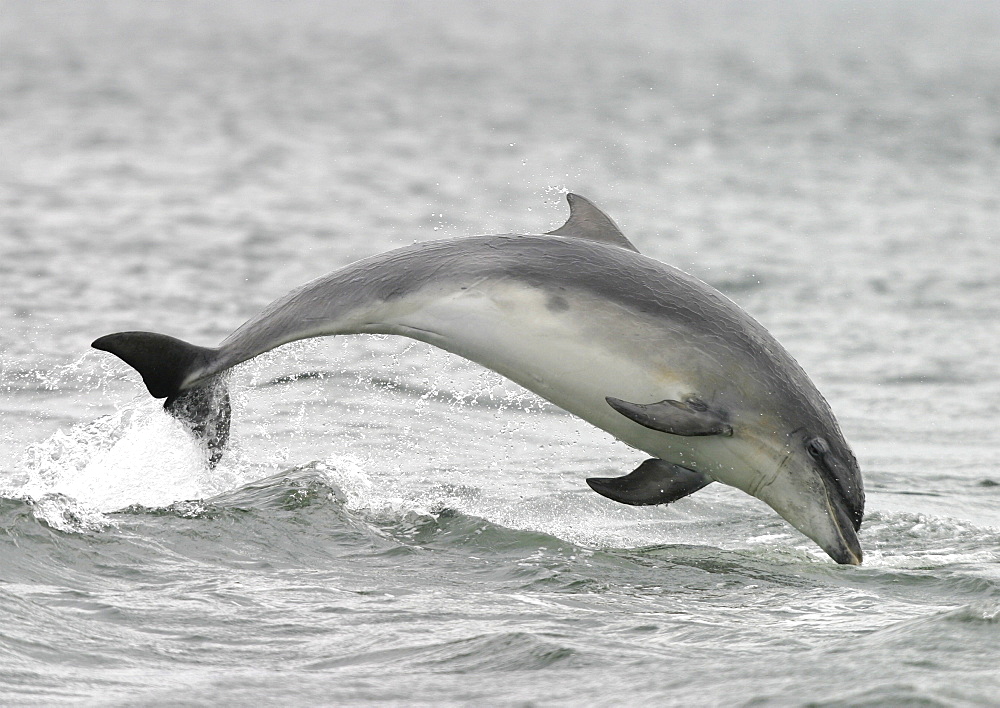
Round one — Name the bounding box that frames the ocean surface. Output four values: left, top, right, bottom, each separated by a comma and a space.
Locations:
2, 1, 999, 705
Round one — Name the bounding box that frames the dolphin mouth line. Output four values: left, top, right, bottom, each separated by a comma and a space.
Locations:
822, 484, 863, 566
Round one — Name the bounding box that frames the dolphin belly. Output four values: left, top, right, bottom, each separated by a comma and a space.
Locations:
366, 279, 730, 474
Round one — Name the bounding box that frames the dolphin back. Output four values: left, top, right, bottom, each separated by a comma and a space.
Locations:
92, 331, 231, 465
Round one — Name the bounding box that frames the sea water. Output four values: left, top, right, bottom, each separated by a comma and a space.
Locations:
2, 2, 998, 705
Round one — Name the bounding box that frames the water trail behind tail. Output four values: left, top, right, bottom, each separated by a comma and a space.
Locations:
92, 331, 231, 464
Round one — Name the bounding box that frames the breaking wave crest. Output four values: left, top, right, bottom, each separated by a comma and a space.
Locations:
3, 400, 998, 589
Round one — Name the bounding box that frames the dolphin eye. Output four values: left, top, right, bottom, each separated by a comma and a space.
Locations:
807, 438, 828, 460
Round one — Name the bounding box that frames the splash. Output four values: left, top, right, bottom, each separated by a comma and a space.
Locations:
27, 493, 114, 533
4, 402, 240, 529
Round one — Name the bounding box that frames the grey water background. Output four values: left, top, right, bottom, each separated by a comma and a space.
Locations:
2, 1, 999, 705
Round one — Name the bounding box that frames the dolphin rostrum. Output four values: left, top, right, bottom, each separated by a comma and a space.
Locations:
93, 194, 864, 564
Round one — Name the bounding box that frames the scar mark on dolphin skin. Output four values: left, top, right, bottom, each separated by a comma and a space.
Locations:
750, 449, 790, 497
546, 295, 570, 312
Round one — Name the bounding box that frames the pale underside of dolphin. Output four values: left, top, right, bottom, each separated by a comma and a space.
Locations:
93, 194, 865, 564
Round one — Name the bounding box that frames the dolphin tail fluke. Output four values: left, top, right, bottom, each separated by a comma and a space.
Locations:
92, 331, 231, 466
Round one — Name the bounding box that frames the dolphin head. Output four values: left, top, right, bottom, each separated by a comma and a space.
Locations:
747, 421, 864, 565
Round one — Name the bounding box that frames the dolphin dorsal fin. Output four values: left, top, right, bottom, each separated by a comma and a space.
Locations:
545, 193, 639, 253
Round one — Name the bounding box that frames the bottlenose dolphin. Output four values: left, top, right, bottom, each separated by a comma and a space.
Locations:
93, 194, 864, 564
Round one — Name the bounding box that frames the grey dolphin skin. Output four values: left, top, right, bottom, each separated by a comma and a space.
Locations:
93, 194, 864, 564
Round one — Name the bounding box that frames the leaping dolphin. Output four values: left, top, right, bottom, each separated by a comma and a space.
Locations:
93, 194, 864, 564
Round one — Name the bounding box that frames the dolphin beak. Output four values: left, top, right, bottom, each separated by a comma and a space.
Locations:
820, 478, 863, 565
753, 456, 864, 566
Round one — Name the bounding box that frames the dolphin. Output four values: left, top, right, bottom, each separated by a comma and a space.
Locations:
93, 194, 864, 564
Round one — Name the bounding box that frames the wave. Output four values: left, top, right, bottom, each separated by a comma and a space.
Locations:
3, 460, 999, 643
858, 510, 1000, 571
8, 453, 1000, 574
4, 397, 1000, 585
304, 631, 582, 672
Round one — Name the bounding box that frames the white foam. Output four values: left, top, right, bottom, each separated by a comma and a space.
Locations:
6, 404, 233, 519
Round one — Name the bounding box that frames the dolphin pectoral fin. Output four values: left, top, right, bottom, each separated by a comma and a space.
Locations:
546, 193, 640, 253
586, 459, 713, 506
606, 396, 733, 437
